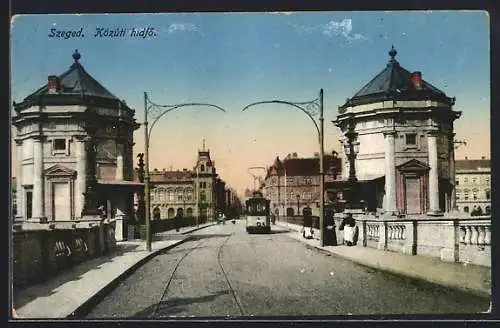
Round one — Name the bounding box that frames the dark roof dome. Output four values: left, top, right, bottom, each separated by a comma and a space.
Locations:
339, 45, 455, 113
22, 50, 121, 102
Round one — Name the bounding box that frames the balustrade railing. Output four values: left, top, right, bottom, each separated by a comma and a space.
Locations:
459, 222, 491, 247
366, 223, 379, 241
388, 224, 406, 241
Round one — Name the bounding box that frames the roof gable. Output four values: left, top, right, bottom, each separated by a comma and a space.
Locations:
396, 159, 429, 171
44, 164, 77, 177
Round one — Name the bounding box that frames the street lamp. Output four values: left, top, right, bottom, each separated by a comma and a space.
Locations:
296, 194, 300, 215
241, 89, 326, 246
143, 92, 226, 251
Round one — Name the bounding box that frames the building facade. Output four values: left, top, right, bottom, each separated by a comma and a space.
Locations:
455, 157, 491, 215
333, 46, 461, 216
12, 50, 141, 240
141, 146, 229, 221
262, 152, 342, 217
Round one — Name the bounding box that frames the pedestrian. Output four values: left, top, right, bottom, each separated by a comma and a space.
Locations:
174, 213, 180, 232
339, 213, 356, 246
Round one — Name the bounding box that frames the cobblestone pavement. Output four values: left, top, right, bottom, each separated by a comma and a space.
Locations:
85, 221, 489, 318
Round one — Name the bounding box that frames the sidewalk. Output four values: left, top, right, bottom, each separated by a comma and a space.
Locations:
276, 221, 491, 299
13, 222, 215, 319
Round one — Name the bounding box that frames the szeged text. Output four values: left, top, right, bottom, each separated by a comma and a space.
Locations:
48, 27, 157, 39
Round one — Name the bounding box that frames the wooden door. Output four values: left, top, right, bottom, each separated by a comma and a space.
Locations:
53, 182, 70, 220
405, 177, 421, 214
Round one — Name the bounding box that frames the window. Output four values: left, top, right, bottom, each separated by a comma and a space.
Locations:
472, 189, 478, 200
54, 138, 66, 150
464, 189, 469, 200
405, 133, 417, 146
303, 177, 312, 185
485, 189, 490, 200
464, 177, 469, 183
472, 177, 477, 183
486, 177, 490, 185
456, 191, 460, 200
455, 180, 459, 186
25, 188, 33, 219
464, 206, 469, 213
200, 191, 206, 202
168, 191, 174, 201
200, 164, 205, 172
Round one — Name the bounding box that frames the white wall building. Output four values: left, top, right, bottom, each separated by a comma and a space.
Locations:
455, 157, 491, 215
333, 46, 461, 216
12, 50, 142, 240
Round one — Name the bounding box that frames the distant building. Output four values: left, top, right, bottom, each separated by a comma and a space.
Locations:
137, 145, 229, 221
261, 152, 342, 217
332, 46, 461, 216
12, 50, 141, 240
455, 157, 490, 215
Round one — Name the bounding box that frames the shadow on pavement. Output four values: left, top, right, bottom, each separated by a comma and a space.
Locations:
14, 243, 140, 309
131, 290, 231, 318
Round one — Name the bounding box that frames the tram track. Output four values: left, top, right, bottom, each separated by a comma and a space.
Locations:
150, 233, 245, 318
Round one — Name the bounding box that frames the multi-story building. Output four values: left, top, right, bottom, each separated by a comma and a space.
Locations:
455, 157, 491, 215
138, 146, 231, 222
262, 152, 342, 217
12, 50, 141, 240
332, 46, 461, 216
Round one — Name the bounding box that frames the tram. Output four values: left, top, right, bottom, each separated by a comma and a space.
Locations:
245, 191, 271, 233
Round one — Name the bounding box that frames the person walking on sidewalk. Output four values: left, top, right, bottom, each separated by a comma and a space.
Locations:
339, 213, 357, 246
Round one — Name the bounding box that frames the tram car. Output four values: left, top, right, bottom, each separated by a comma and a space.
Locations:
245, 191, 271, 233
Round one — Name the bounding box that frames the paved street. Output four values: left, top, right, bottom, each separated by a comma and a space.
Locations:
86, 221, 489, 318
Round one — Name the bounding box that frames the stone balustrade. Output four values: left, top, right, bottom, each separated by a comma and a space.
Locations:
12, 218, 117, 289
279, 214, 491, 267
336, 214, 491, 267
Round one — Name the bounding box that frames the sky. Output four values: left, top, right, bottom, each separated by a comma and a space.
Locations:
10, 11, 490, 196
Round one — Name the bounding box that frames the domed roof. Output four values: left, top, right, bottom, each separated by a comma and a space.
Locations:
339, 46, 455, 113
25, 50, 120, 100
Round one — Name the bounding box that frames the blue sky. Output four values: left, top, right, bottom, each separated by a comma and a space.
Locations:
10, 11, 490, 195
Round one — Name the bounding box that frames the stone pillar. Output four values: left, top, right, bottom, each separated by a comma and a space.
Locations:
32, 136, 45, 219
75, 136, 87, 218
449, 133, 457, 211
427, 131, 441, 215
384, 131, 397, 214
15, 139, 23, 219
115, 142, 124, 180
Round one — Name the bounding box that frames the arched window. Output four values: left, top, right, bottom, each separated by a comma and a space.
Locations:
464, 189, 470, 200
464, 206, 469, 213
177, 207, 184, 217
167, 208, 175, 218
485, 189, 491, 200
472, 188, 478, 200
186, 207, 193, 217
168, 190, 174, 202
456, 189, 461, 200
286, 207, 294, 216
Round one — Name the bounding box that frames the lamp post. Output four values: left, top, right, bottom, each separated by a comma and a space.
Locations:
242, 89, 325, 245
143, 92, 226, 251
342, 118, 360, 209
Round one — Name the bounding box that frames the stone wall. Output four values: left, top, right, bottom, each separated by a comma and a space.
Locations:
12, 218, 117, 289
279, 214, 491, 267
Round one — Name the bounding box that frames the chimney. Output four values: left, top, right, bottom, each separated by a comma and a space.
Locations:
410, 71, 423, 90
47, 75, 60, 94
